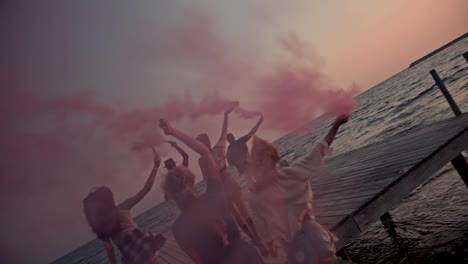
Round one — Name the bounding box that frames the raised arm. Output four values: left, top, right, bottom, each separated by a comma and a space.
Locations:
120, 148, 160, 209
168, 141, 189, 167
216, 103, 238, 147
103, 239, 117, 264
240, 113, 264, 143
324, 115, 348, 146
160, 119, 219, 181
289, 115, 348, 181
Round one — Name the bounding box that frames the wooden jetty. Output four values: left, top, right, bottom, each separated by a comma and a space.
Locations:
152, 114, 468, 264
316, 113, 468, 249
54, 55, 468, 264
157, 55, 468, 263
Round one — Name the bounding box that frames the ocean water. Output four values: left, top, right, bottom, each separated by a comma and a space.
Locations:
55, 38, 468, 264
324, 38, 468, 263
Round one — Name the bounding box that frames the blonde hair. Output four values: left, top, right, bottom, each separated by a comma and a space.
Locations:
162, 165, 195, 199
251, 136, 280, 164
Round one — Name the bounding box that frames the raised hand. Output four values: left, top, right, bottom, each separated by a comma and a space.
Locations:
335, 115, 349, 126
151, 147, 161, 167
159, 119, 174, 136
226, 101, 239, 115
166, 141, 178, 148
259, 113, 264, 123
325, 115, 349, 145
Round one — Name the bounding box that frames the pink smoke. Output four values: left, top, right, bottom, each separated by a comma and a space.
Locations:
0, 4, 361, 263
0, 87, 237, 194
257, 34, 358, 131
234, 107, 262, 119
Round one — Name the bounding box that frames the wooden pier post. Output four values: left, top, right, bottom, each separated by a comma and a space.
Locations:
452, 155, 468, 187
430, 69, 468, 188
380, 212, 398, 237
430, 69, 462, 116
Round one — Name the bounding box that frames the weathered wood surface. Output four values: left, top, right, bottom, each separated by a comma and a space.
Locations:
54, 114, 468, 263
155, 114, 468, 263
315, 114, 468, 248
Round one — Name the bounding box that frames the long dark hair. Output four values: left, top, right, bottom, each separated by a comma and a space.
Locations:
83, 187, 120, 240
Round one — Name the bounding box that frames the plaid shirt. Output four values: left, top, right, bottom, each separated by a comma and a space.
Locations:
114, 229, 166, 264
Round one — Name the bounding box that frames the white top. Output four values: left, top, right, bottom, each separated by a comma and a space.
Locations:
248, 138, 332, 243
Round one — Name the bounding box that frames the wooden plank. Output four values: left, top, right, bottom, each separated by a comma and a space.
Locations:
324, 144, 456, 214
315, 215, 348, 227
323, 141, 452, 172
314, 201, 364, 214
161, 248, 194, 264
162, 246, 189, 259
314, 187, 384, 204
161, 240, 195, 264
316, 173, 399, 192
313, 178, 395, 197
332, 129, 468, 249
159, 251, 186, 264
315, 141, 458, 185
324, 131, 457, 170
322, 132, 461, 171
317, 168, 399, 188
163, 236, 288, 264
157, 254, 171, 264
322, 141, 449, 172
314, 195, 374, 208
323, 115, 468, 167
326, 132, 464, 170
277, 114, 468, 167
314, 208, 355, 218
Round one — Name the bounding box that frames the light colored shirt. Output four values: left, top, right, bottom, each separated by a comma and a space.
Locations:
248, 138, 332, 243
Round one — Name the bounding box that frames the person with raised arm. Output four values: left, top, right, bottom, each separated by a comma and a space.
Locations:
83, 148, 166, 264
196, 103, 268, 255
224, 113, 265, 250
248, 115, 349, 263
159, 119, 264, 264
163, 141, 189, 171
226, 113, 264, 175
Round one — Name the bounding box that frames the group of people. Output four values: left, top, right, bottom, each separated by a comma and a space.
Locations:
83, 103, 349, 264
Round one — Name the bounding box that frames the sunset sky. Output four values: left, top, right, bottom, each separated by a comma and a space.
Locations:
0, 0, 467, 263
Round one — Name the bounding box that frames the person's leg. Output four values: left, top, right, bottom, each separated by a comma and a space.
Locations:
231, 202, 269, 256
231, 203, 255, 240
231, 191, 260, 237
223, 170, 257, 239
232, 191, 271, 254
